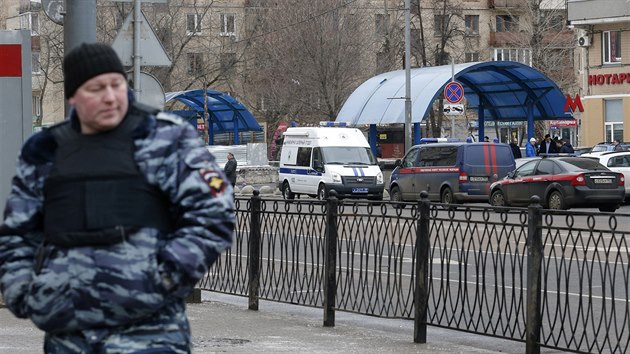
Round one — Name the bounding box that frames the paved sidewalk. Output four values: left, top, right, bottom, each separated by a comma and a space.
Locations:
0, 291, 564, 353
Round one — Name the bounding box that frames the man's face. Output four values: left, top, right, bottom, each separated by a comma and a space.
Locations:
68, 72, 128, 134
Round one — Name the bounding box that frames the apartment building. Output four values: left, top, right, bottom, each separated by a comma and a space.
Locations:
568, 0, 630, 146
2, 0, 576, 143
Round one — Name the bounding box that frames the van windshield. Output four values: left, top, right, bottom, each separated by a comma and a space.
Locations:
321, 147, 377, 165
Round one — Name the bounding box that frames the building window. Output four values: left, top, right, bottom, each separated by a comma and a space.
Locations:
32, 94, 41, 118
465, 52, 479, 62
434, 15, 449, 36
186, 14, 202, 35
19, 12, 38, 35
493, 48, 531, 66
32, 52, 41, 74
220, 14, 235, 36
605, 99, 623, 142
187, 53, 203, 74
375, 14, 387, 35
603, 30, 621, 64
465, 15, 479, 36
496, 15, 518, 32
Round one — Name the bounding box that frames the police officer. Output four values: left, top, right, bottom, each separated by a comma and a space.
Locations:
0, 43, 235, 353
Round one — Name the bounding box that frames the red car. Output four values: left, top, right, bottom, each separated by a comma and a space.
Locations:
489, 156, 625, 212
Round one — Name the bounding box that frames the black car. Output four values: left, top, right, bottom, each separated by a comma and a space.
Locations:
489, 156, 625, 212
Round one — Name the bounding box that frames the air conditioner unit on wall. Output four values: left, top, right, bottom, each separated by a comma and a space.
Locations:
577, 35, 591, 47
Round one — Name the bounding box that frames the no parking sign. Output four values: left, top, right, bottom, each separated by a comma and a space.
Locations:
444, 81, 464, 104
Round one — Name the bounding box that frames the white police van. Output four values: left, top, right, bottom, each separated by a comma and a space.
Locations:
278, 124, 384, 200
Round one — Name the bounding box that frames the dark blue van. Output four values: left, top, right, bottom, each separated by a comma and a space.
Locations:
389, 142, 516, 203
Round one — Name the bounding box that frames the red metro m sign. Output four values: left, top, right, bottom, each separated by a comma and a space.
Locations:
564, 94, 584, 113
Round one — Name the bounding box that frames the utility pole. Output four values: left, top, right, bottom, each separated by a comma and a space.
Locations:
133, 0, 142, 101
404, 0, 412, 151
63, 0, 96, 115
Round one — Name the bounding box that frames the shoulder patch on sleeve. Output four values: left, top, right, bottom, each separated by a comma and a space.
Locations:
156, 112, 184, 125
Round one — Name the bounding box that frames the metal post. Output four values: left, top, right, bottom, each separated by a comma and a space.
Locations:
414, 191, 430, 343
63, 0, 96, 115
404, 0, 412, 152
323, 190, 339, 327
526, 195, 543, 354
248, 191, 261, 310
133, 0, 142, 101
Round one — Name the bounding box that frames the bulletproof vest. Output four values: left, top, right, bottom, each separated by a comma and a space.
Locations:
43, 107, 173, 247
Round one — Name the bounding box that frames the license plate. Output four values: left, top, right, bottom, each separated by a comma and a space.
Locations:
593, 178, 612, 184
352, 187, 368, 193
469, 176, 488, 182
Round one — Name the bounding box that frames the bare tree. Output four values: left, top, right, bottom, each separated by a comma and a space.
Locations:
243, 0, 379, 126
494, 0, 577, 137
405, 0, 464, 137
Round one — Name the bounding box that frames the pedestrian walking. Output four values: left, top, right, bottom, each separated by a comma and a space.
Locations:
224, 152, 238, 186
0, 43, 235, 353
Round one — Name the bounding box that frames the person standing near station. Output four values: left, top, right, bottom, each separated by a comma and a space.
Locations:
538, 134, 558, 155
509, 138, 522, 158
526, 137, 538, 157
0, 43, 235, 353
224, 152, 238, 186
559, 138, 575, 153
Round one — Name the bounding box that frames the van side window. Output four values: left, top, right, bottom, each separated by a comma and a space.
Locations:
296, 147, 312, 167
402, 148, 419, 168
420, 146, 457, 167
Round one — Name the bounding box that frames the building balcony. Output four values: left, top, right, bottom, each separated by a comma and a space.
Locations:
488, 0, 523, 8
568, 0, 630, 26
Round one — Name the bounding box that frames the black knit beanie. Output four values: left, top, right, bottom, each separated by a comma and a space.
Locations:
63, 43, 126, 99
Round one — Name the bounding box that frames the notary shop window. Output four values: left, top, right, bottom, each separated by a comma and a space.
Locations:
604, 99, 623, 142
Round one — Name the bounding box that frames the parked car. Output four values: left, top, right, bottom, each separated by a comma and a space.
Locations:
581, 151, 630, 201
590, 142, 630, 154
489, 156, 625, 212
389, 142, 515, 204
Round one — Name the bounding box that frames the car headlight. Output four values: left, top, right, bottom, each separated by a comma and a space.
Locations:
377, 172, 384, 185
331, 172, 342, 183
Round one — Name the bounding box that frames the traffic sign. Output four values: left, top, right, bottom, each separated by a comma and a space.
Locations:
112, 11, 171, 66
443, 104, 465, 116
444, 81, 464, 104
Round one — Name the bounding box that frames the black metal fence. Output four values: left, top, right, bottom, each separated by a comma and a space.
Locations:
199, 191, 630, 354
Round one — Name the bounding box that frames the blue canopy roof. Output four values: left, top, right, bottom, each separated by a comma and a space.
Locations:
164, 89, 262, 133
337, 61, 574, 125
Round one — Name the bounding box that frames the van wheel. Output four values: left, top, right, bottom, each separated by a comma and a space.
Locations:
317, 184, 327, 200
389, 186, 405, 209
282, 181, 295, 200
441, 188, 455, 205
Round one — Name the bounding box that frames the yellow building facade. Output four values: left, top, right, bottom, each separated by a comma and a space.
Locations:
569, 0, 630, 146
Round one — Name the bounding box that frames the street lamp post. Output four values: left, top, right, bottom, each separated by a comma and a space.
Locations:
404, 0, 412, 151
